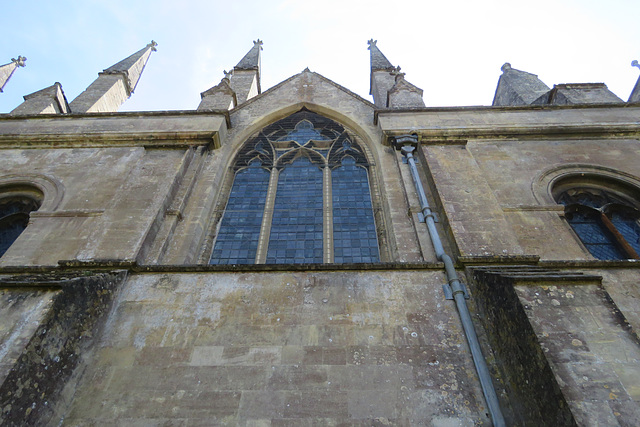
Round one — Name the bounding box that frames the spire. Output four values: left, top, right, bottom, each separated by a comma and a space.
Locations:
368, 40, 397, 107
228, 40, 263, 105
103, 40, 157, 95
69, 41, 157, 113
368, 40, 424, 108
235, 39, 262, 71
492, 63, 550, 106
10, 82, 69, 115
629, 60, 640, 103
0, 56, 26, 93
368, 39, 394, 71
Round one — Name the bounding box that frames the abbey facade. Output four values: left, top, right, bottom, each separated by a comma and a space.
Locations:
0, 40, 640, 426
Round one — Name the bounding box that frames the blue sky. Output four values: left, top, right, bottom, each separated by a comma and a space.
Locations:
1, 0, 639, 113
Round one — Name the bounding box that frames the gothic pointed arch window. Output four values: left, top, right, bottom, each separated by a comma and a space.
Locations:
209, 110, 381, 264
554, 179, 640, 260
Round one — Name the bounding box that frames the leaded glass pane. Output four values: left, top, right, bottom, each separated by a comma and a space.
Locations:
610, 211, 640, 255
566, 209, 625, 260
332, 157, 379, 263
276, 120, 330, 146
266, 157, 324, 264
210, 163, 270, 264
209, 110, 381, 265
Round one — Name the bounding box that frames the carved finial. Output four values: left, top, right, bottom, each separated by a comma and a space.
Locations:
390, 65, 405, 81
303, 67, 311, 72
253, 39, 263, 50
632, 60, 640, 70
501, 62, 511, 73
223, 69, 233, 80
147, 40, 158, 52
367, 39, 377, 50
11, 56, 27, 67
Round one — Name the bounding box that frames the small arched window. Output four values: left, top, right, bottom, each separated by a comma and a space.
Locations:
556, 187, 640, 260
209, 110, 380, 264
0, 193, 40, 258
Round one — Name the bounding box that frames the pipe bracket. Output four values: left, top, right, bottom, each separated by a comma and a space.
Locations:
418, 208, 439, 223
443, 282, 470, 300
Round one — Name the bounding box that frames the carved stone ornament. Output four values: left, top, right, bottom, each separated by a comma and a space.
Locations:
11, 56, 27, 67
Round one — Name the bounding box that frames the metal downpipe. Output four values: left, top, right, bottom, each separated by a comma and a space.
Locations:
396, 138, 506, 427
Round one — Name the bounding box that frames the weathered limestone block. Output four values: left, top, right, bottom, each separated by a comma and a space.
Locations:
387, 77, 425, 109
492, 63, 550, 106
371, 70, 396, 108
471, 266, 640, 426
231, 70, 259, 105
69, 74, 130, 113
0, 288, 58, 384
533, 83, 623, 105
516, 280, 640, 425
422, 144, 524, 257
10, 82, 69, 115
62, 270, 492, 425
0, 271, 127, 426
74, 149, 188, 263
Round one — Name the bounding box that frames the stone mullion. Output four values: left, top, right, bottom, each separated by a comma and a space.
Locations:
255, 168, 279, 263
324, 165, 334, 263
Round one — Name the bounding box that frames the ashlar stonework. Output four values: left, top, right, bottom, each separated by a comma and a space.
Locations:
0, 40, 640, 426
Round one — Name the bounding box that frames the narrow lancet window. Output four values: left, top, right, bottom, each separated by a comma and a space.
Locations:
267, 157, 324, 264
332, 157, 379, 263
210, 160, 270, 264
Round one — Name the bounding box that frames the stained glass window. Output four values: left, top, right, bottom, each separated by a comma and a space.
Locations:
332, 157, 379, 263
209, 110, 380, 264
610, 210, 640, 255
267, 157, 324, 264
210, 161, 269, 265
558, 188, 640, 260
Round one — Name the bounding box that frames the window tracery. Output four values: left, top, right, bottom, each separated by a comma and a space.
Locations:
209, 110, 380, 264
556, 187, 640, 260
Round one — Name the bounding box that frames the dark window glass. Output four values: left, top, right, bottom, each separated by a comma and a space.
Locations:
332, 157, 379, 263
266, 157, 324, 264
209, 162, 270, 265
209, 110, 380, 265
559, 188, 640, 260
565, 207, 625, 260
276, 120, 329, 146
0, 198, 38, 258
610, 209, 640, 255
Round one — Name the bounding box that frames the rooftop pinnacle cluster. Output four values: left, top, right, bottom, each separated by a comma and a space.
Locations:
3, 40, 640, 114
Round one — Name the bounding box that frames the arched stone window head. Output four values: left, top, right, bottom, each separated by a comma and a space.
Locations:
553, 178, 640, 260
209, 110, 380, 265
0, 185, 43, 258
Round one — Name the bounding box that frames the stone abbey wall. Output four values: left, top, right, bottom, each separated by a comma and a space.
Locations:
1, 40, 640, 425
61, 270, 490, 426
